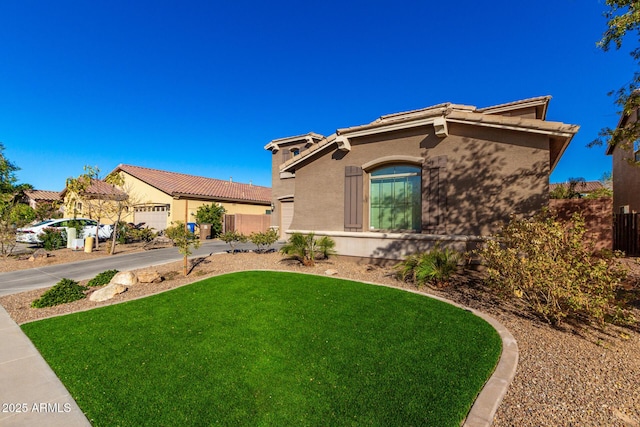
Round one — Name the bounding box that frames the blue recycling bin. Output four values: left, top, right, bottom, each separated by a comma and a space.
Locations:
187, 222, 196, 233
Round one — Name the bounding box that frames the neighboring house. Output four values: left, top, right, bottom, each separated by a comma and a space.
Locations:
60, 179, 129, 223
265, 96, 579, 260
606, 108, 640, 213
549, 181, 606, 198
23, 190, 61, 209
107, 164, 272, 232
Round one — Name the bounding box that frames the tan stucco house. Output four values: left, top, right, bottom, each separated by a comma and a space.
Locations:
266, 96, 579, 261
106, 164, 272, 232
60, 178, 129, 223
606, 108, 640, 213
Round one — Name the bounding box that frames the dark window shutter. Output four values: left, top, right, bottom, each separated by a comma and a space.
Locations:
422, 156, 447, 234
344, 166, 363, 231
282, 150, 290, 162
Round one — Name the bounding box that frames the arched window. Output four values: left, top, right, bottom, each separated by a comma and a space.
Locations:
370, 165, 421, 231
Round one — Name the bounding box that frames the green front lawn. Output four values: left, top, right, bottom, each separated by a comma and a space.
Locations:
22, 271, 501, 426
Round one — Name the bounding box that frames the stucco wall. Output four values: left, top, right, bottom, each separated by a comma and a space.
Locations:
288, 123, 550, 237
269, 144, 300, 232
290, 128, 426, 232
438, 124, 549, 235
550, 198, 613, 251
611, 146, 640, 213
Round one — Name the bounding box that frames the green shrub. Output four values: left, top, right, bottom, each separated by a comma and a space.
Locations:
220, 230, 248, 254
87, 269, 119, 287
31, 278, 88, 308
280, 232, 336, 266
41, 228, 66, 250
195, 203, 225, 238
129, 227, 157, 243
115, 223, 157, 244
165, 221, 201, 257
395, 246, 462, 287
249, 228, 279, 253
115, 222, 129, 244
476, 211, 632, 325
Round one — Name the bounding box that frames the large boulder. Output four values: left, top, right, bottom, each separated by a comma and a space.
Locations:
28, 249, 50, 262
110, 271, 138, 286
137, 270, 162, 283
89, 283, 126, 302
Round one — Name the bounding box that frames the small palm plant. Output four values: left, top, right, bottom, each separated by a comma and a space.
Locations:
395, 245, 462, 288
280, 232, 337, 266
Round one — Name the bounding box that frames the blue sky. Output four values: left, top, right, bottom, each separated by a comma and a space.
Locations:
0, 0, 634, 191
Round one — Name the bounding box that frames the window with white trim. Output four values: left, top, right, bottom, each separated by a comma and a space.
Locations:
369, 165, 421, 231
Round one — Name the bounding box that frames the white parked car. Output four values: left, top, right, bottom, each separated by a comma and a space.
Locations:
16, 218, 113, 244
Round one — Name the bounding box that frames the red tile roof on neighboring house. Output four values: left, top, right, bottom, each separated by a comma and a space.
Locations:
60, 179, 128, 200
549, 181, 605, 193
24, 190, 61, 202
85, 179, 129, 199
113, 164, 272, 204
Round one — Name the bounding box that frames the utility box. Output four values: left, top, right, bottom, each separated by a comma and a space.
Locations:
84, 236, 94, 253
66, 228, 77, 249
200, 223, 212, 240
71, 238, 84, 251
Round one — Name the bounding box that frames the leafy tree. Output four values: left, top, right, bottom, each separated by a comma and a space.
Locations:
194, 203, 225, 238
590, 1, 640, 159
66, 166, 133, 254
220, 230, 247, 254
583, 171, 614, 198
0, 143, 36, 258
549, 177, 586, 199
249, 228, 279, 253
34, 201, 63, 221
102, 171, 138, 255
165, 221, 201, 275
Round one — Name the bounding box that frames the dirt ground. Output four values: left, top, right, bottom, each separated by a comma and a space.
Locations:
1, 242, 640, 426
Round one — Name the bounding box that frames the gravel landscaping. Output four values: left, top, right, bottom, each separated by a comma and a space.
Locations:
1, 245, 639, 426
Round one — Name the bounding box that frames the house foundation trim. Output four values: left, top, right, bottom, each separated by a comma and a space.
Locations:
286, 229, 485, 260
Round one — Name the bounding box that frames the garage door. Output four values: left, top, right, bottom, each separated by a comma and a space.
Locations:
280, 202, 294, 236
134, 205, 169, 232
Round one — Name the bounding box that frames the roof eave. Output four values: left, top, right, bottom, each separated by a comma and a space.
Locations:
265, 132, 325, 151
171, 193, 271, 205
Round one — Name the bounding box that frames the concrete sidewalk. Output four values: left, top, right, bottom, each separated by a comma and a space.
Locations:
0, 305, 90, 426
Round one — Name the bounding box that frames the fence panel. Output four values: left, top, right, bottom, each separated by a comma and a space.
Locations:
613, 213, 640, 256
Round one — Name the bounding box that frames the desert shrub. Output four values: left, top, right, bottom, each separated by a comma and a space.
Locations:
129, 227, 157, 243
87, 269, 119, 287
249, 228, 279, 253
41, 228, 66, 250
220, 230, 248, 253
31, 278, 88, 308
476, 211, 631, 325
165, 221, 201, 257
115, 223, 157, 244
115, 221, 130, 244
280, 232, 336, 266
395, 246, 462, 287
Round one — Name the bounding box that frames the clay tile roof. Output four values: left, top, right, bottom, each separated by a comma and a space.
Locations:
84, 179, 128, 200
114, 164, 271, 204
549, 181, 605, 193
24, 190, 61, 202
